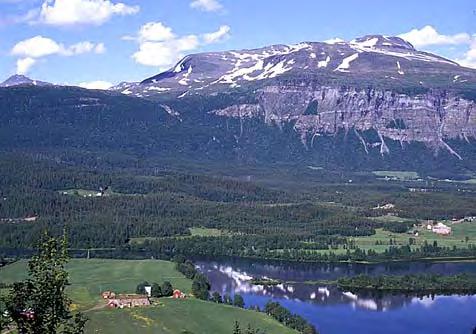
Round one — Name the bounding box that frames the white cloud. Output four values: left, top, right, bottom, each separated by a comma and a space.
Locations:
11, 35, 105, 74
190, 0, 223, 12
39, 0, 139, 26
63, 41, 106, 55
16, 57, 36, 75
324, 37, 344, 44
78, 80, 113, 89
456, 41, 476, 69
12, 36, 62, 58
138, 22, 175, 42
203, 25, 230, 44
398, 25, 471, 48
398, 25, 476, 69
129, 22, 231, 69
133, 35, 199, 68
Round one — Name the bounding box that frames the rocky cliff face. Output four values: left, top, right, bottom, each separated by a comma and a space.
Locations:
209, 85, 475, 159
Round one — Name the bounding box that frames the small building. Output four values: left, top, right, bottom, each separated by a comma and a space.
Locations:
144, 286, 152, 297
102, 291, 116, 299
172, 289, 186, 299
432, 222, 452, 235
24, 216, 38, 222
107, 294, 150, 308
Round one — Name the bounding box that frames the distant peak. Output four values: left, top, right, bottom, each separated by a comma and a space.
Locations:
351, 35, 415, 51
0, 74, 52, 88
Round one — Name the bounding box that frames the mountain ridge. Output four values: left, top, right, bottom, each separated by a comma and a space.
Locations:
111, 34, 475, 100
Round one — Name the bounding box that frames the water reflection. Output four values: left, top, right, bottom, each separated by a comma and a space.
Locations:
198, 262, 423, 312
196, 258, 476, 334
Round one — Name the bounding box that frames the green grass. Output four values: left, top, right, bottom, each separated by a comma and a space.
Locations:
0, 259, 191, 310
298, 222, 476, 256
372, 170, 419, 180
189, 227, 229, 237
369, 215, 414, 223
85, 299, 297, 334
349, 222, 476, 253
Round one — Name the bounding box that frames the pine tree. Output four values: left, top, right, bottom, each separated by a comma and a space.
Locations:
233, 294, 244, 308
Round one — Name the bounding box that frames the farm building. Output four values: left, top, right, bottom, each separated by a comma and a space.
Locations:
432, 223, 452, 235
107, 294, 150, 308
101, 291, 116, 299
172, 289, 186, 299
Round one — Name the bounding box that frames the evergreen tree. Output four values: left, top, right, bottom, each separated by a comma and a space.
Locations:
233, 294, 244, 308
161, 281, 173, 297
223, 294, 232, 305
211, 292, 222, 303
151, 283, 162, 298
136, 281, 149, 295
191, 274, 210, 300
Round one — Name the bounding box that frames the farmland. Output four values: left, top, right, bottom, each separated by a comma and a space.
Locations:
0, 259, 297, 334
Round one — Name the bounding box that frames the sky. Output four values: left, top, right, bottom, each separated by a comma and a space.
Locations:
0, 0, 475, 89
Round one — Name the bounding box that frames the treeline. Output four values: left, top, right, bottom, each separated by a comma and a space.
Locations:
127, 238, 476, 263
338, 273, 476, 294
173, 256, 211, 300
264, 301, 317, 334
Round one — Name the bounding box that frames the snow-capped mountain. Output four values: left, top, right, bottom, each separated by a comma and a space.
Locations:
0, 75, 52, 88
110, 35, 476, 161
112, 35, 475, 99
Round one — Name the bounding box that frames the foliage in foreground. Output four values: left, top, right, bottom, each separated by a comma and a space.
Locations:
4, 233, 87, 333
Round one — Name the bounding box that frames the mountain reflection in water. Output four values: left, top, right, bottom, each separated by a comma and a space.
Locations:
196, 258, 476, 334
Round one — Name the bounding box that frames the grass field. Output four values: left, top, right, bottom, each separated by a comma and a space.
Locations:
189, 227, 229, 237
0, 259, 296, 334
372, 170, 420, 181
297, 222, 476, 256
85, 299, 296, 334
347, 222, 476, 253
0, 259, 191, 310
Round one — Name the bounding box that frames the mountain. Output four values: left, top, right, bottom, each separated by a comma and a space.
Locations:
0, 74, 52, 88
111, 35, 476, 162
1, 35, 475, 173
112, 35, 476, 98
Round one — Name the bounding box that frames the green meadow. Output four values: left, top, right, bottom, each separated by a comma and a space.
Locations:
85, 299, 296, 334
0, 259, 296, 334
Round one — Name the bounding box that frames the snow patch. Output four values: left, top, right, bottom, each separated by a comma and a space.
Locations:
335, 53, 359, 72
350, 37, 379, 48
178, 65, 193, 86
396, 61, 404, 75
147, 86, 170, 92
318, 56, 331, 68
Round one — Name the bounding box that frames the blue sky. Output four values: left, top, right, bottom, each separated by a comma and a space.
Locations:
0, 0, 475, 88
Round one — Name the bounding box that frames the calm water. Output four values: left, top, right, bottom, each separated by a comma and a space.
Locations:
196, 258, 476, 334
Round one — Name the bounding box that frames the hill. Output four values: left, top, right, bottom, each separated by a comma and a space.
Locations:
0, 259, 297, 334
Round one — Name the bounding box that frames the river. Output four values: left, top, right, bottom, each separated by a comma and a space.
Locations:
196, 258, 476, 334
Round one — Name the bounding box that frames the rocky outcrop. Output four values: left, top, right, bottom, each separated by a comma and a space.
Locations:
211, 85, 476, 158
